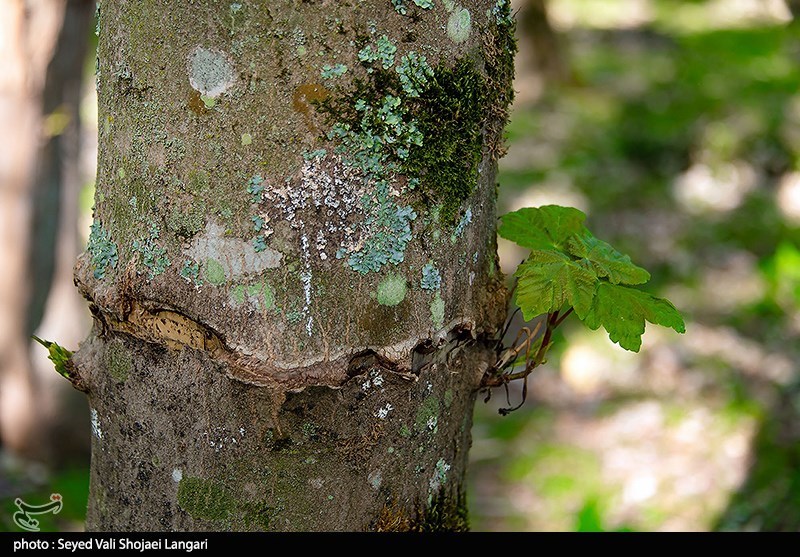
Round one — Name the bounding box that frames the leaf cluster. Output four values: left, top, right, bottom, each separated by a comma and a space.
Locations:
499, 205, 685, 352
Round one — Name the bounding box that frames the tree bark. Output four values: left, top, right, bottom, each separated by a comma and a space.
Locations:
76, 0, 514, 531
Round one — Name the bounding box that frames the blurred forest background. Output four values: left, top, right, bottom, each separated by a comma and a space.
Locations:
2, 0, 800, 532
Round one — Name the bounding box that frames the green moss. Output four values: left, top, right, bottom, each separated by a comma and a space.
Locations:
316, 55, 488, 233
444, 389, 454, 408
238, 499, 274, 531
104, 338, 132, 383
377, 274, 407, 306
415, 396, 440, 433
482, 6, 517, 159
177, 477, 234, 521
402, 61, 487, 223
188, 170, 210, 194
400, 424, 412, 438
205, 258, 226, 285
416, 487, 469, 532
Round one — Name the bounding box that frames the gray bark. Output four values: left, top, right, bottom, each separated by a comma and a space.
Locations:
76, 0, 514, 530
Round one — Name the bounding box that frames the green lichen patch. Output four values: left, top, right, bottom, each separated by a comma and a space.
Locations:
321, 64, 348, 80
377, 274, 407, 306
415, 395, 440, 433
446, 6, 472, 44
420, 263, 441, 291
205, 258, 226, 286
103, 338, 132, 383
87, 219, 118, 280
231, 284, 246, 306
392, 0, 434, 15
231, 279, 277, 311
358, 35, 397, 71
132, 223, 170, 280
180, 259, 203, 286
431, 292, 445, 329
176, 477, 234, 521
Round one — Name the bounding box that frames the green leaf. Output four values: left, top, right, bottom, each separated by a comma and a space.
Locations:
515, 251, 597, 320
499, 205, 586, 251
32, 335, 73, 379
583, 283, 686, 352
568, 229, 651, 285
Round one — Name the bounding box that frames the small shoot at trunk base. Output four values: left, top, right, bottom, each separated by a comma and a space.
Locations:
482, 205, 685, 414
31, 335, 88, 393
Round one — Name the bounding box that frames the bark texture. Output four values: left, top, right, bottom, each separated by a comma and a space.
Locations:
76, 0, 514, 531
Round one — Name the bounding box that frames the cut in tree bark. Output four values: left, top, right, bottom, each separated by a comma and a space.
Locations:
74, 0, 514, 531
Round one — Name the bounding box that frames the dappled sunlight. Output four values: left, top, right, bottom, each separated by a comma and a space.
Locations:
549, 0, 791, 32
777, 171, 800, 224
505, 179, 589, 213
559, 331, 639, 396
666, 251, 766, 315
657, 0, 791, 32
672, 161, 757, 214
549, 0, 655, 30
681, 323, 795, 386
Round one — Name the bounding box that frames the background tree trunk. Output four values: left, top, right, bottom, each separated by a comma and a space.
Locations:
0, 0, 93, 466
521, 0, 569, 85
76, 0, 514, 530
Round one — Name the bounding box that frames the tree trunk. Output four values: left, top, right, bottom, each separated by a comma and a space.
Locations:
76, 0, 514, 531
0, 0, 92, 465
522, 0, 569, 85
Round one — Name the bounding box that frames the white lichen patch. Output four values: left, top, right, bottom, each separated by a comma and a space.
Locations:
362, 369, 385, 392
255, 156, 366, 264
188, 47, 236, 97
300, 232, 314, 336
185, 221, 281, 280
201, 426, 240, 453
362, 369, 385, 391
172, 468, 183, 483
451, 207, 472, 242
90, 408, 103, 439
368, 470, 382, 490
375, 403, 394, 419
429, 458, 451, 491
426, 415, 438, 431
